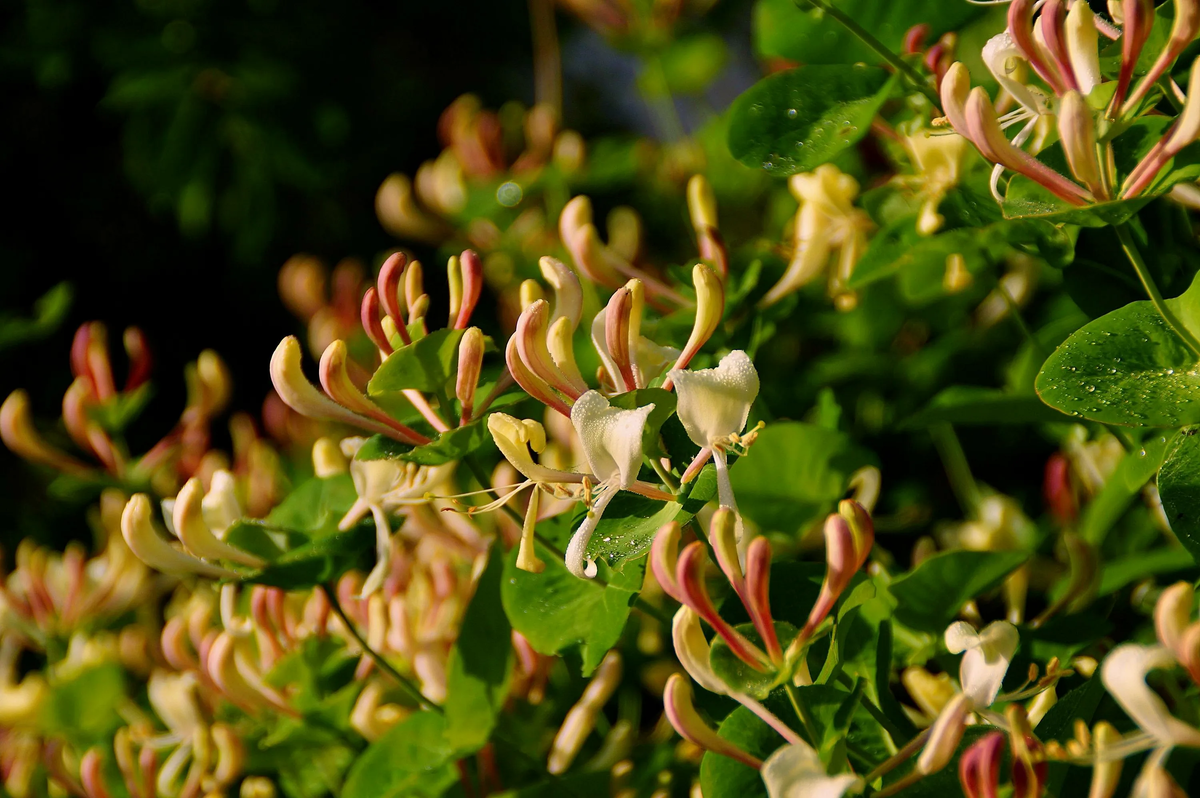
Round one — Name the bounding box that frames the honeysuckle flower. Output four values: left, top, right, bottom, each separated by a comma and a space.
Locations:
670, 349, 759, 509
761, 740, 860, 798
376, 173, 451, 244
338, 437, 456, 595
1102, 644, 1200, 748
946, 620, 1020, 710
902, 129, 969, 236
759, 164, 872, 309
567, 390, 654, 578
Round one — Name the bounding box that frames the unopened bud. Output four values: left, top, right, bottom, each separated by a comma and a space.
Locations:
375, 173, 446, 243
669, 264, 724, 380
548, 652, 623, 773
917, 694, 971, 774
651, 522, 684, 601
312, 437, 348, 477
520, 279, 545, 309
1065, 0, 1101, 95
241, 777, 277, 798
539, 256, 583, 331
318, 340, 428, 445
1059, 91, 1106, 200
173, 478, 264, 568
0, 390, 93, 476
709, 507, 743, 588
959, 731, 1004, 798
560, 196, 625, 288
940, 62, 972, 134
663, 674, 762, 769
210, 722, 245, 786
607, 206, 643, 265
405, 259, 425, 315
123, 327, 153, 391
456, 327, 485, 424
456, 250, 484, 329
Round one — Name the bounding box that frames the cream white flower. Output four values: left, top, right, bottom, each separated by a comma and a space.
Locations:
945, 620, 1019, 710
339, 437, 456, 595
1101, 644, 1200, 749
567, 391, 654, 578
762, 740, 860, 798
670, 350, 759, 513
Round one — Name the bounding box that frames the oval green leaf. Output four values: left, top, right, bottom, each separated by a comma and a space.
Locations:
727, 65, 893, 177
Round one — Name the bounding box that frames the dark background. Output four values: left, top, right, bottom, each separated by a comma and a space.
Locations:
0, 0, 756, 545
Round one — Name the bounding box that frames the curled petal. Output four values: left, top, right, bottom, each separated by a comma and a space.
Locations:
486, 413, 580, 484
670, 350, 760, 449
570, 390, 653, 489
946, 620, 1018, 709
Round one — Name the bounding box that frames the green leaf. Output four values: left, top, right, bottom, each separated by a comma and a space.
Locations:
584, 493, 681, 568
710, 622, 799, 700
0, 282, 73, 352
698, 703, 776, 798
849, 217, 1073, 296
341, 712, 457, 798
889, 550, 1029, 633
727, 422, 876, 536
1156, 429, 1200, 562
753, 0, 983, 66
39, 663, 126, 745
355, 420, 493, 466
501, 516, 646, 675
1098, 547, 1197, 595
901, 386, 1071, 428
1035, 270, 1200, 427
243, 523, 374, 590
368, 328, 465, 394
727, 65, 893, 177
266, 474, 360, 536
445, 545, 513, 753
1002, 180, 1153, 227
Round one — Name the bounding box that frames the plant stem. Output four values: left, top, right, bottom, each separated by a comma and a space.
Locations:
996, 279, 1046, 359
864, 728, 929, 784
930, 423, 982, 519
1115, 222, 1200, 358
784, 682, 821, 746
321, 583, 441, 713
795, 0, 940, 107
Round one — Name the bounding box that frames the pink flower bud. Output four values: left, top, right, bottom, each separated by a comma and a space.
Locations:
318, 340, 430, 444
504, 336, 573, 418
0, 391, 93, 476
651, 521, 685, 602
1039, 0, 1078, 91
744, 537, 782, 664
122, 327, 152, 391
964, 88, 1090, 205
360, 288, 392, 354
677, 542, 771, 671
959, 731, 1004, 798
1124, 0, 1200, 113
1008, 0, 1065, 93
1059, 91, 1106, 200
516, 301, 585, 400
1113, 0, 1156, 111
455, 250, 484, 329
456, 327, 485, 424
664, 674, 762, 769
